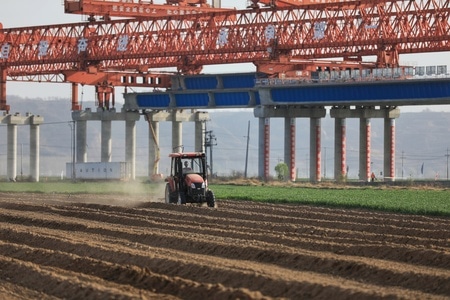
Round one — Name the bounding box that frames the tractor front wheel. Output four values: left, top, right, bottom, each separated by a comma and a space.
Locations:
206, 190, 215, 208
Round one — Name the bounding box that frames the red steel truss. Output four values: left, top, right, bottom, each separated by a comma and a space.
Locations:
64, 0, 231, 20
0, 0, 449, 110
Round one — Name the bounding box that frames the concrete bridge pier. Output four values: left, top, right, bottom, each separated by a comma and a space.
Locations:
1, 113, 44, 182
72, 109, 140, 180
76, 119, 87, 163
101, 119, 112, 162
125, 118, 137, 180
384, 117, 397, 182
257, 117, 270, 180
359, 118, 371, 182
172, 119, 183, 152
195, 119, 206, 152
284, 117, 296, 181
330, 107, 400, 182
144, 110, 209, 177
7, 122, 17, 181
334, 118, 347, 181
310, 117, 322, 182
254, 106, 326, 182
170, 111, 209, 153
147, 120, 160, 177
29, 123, 40, 182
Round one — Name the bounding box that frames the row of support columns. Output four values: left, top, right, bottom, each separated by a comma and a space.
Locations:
145, 110, 209, 177
72, 108, 140, 179
255, 106, 399, 182
0, 113, 43, 182
255, 106, 326, 182
331, 107, 400, 182
72, 109, 209, 180
0, 106, 398, 183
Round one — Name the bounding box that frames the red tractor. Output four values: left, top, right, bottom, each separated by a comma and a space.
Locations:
165, 152, 215, 207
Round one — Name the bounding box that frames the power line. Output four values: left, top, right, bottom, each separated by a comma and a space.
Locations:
0, 121, 72, 127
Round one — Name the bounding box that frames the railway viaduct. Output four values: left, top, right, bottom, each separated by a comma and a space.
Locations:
3, 70, 450, 182
71, 70, 450, 182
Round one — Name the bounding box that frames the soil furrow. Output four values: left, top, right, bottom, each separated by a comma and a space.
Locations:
0, 236, 443, 300
1, 207, 448, 269
2, 200, 448, 251
1, 218, 449, 297
0, 244, 272, 300
1, 193, 449, 299
0, 255, 177, 300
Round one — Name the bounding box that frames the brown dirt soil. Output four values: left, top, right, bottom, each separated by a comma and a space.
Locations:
0, 192, 449, 300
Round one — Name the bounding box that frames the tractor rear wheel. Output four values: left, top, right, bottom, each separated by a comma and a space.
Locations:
165, 184, 177, 204
206, 190, 215, 208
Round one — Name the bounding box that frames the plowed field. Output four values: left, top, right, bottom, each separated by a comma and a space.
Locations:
0, 192, 449, 299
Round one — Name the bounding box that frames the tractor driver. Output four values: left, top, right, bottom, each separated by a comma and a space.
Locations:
182, 160, 192, 173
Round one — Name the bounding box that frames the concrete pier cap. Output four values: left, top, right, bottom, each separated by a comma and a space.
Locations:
330, 106, 400, 119
144, 109, 210, 123
0, 112, 44, 125
254, 105, 326, 118
0, 112, 44, 182
72, 108, 140, 122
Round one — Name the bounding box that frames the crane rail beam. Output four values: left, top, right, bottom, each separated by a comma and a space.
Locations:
64, 0, 233, 19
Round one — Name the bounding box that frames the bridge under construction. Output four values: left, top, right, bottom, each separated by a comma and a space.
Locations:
1, 0, 449, 181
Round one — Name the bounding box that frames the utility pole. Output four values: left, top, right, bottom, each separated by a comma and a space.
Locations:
20, 143, 23, 181
445, 148, 449, 180
401, 150, 405, 179
73, 121, 76, 181
205, 130, 217, 177
68, 121, 76, 181
244, 121, 250, 178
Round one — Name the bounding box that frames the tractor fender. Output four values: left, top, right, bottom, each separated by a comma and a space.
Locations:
185, 174, 204, 185
165, 177, 177, 192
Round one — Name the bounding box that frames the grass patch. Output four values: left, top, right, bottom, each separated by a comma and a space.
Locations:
0, 181, 164, 197
209, 184, 450, 216
0, 181, 448, 216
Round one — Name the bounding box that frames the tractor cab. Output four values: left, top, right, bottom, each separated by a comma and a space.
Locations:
165, 152, 215, 207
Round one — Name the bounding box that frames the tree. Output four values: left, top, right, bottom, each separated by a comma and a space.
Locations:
275, 162, 289, 181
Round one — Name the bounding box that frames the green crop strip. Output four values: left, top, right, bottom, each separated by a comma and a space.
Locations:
0, 181, 448, 216
210, 184, 450, 216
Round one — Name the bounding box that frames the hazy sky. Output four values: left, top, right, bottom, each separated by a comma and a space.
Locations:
1, 0, 449, 112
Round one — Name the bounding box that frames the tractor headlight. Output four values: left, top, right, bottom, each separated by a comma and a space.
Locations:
201, 182, 206, 188
191, 183, 196, 189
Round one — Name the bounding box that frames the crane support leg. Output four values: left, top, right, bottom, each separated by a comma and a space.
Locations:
0, 68, 10, 113
71, 83, 82, 111
96, 85, 115, 110
377, 47, 399, 68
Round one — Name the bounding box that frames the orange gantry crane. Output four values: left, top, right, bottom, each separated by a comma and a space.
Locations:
0, 0, 449, 111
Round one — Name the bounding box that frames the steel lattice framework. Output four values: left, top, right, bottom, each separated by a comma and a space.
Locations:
0, 0, 449, 110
